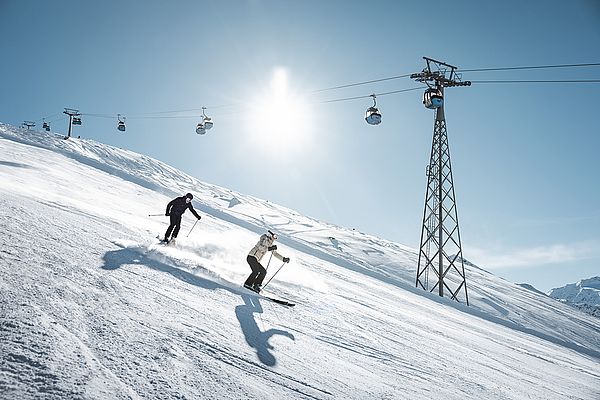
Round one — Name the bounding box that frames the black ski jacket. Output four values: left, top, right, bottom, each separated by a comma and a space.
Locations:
166, 196, 201, 219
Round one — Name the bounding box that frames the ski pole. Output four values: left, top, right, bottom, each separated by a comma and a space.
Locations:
265, 251, 274, 272
186, 219, 200, 237
262, 261, 287, 290
148, 213, 165, 217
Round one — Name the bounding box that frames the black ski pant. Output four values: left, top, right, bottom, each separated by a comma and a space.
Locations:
244, 255, 266, 288
165, 213, 183, 239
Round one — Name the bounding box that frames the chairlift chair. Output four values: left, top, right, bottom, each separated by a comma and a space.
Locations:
42, 121, 50, 131
365, 94, 382, 125
423, 88, 443, 109
196, 122, 206, 135
72, 117, 82, 125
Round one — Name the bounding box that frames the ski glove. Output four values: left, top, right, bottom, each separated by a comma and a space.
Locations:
165, 212, 170, 216
197, 216, 201, 220
268, 245, 277, 251
283, 257, 290, 263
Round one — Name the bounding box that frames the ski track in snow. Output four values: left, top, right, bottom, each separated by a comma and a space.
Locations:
1, 125, 599, 399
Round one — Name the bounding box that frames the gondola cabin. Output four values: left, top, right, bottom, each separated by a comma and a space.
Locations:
423, 88, 443, 109
203, 117, 214, 130
117, 115, 126, 132
365, 106, 382, 125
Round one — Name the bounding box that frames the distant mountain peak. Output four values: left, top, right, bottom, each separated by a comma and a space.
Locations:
577, 276, 600, 290
548, 276, 600, 318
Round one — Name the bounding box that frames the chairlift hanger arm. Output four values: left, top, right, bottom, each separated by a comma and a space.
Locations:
411, 73, 471, 87
412, 56, 472, 87
423, 57, 458, 72
370, 94, 377, 107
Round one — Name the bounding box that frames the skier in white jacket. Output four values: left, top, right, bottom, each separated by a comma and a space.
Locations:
244, 230, 289, 293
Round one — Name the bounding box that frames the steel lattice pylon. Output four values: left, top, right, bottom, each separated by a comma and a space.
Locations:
415, 100, 469, 304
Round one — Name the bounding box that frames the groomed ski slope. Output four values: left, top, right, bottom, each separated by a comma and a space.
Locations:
1, 123, 599, 399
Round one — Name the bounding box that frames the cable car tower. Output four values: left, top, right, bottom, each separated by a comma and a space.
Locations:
63, 108, 81, 139
21, 121, 35, 130
411, 57, 471, 305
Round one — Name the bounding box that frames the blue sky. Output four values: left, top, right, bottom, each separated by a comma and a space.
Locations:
1, 0, 599, 292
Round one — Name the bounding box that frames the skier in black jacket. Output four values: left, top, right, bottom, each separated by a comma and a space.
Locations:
162, 193, 201, 243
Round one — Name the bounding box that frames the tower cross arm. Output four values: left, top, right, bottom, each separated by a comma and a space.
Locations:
445, 80, 472, 87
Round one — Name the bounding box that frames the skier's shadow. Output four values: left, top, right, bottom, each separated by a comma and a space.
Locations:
235, 294, 295, 366
102, 246, 294, 366
102, 246, 223, 292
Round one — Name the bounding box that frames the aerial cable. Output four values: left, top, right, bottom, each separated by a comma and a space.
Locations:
376, 87, 425, 96
81, 113, 199, 120
318, 87, 422, 104
126, 103, 242, 117
78, 102, 242, 120
31, 62, 600, 125
313, 73, 413, 93
41, 112, 62, 120
311, 62, 600, 94
82, 113, 114, 118
34, 112, 62, 125
459, 62, 600, 73
126, 108, 208, 117
128, 115, 200, 119
46, 116, 67, 124
471, 79, 600, 84
318, 94, 374, 104
81, 112, 227, 121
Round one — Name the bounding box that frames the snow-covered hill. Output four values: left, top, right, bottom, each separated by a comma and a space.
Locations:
517, 283, 548, 297
1, 123, 599, 399
549, 277, 600, 318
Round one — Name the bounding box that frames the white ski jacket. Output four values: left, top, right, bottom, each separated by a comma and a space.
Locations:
248, 234, 284, 262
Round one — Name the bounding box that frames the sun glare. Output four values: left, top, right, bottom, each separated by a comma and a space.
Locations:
271, 68, 288, 95
247, 68, 313, 160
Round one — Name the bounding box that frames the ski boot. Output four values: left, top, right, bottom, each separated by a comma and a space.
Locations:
244, 283, 260, 293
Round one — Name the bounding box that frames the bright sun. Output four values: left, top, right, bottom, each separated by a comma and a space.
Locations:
247, 68, 313, 160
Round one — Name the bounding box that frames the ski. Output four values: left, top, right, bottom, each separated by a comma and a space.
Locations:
155, 235, 175, 246
262, 296, 295, 307
241, 285, 295, 307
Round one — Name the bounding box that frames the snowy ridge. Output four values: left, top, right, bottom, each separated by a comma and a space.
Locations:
517, 283, 547, 297
1, 123, 599, 399
549, 277, 600, 318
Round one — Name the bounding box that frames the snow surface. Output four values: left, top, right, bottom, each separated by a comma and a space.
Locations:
1, 123, 599, 399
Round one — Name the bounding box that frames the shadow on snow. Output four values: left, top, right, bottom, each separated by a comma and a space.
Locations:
101, 245, 294, 367
235, 294, 294, 366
